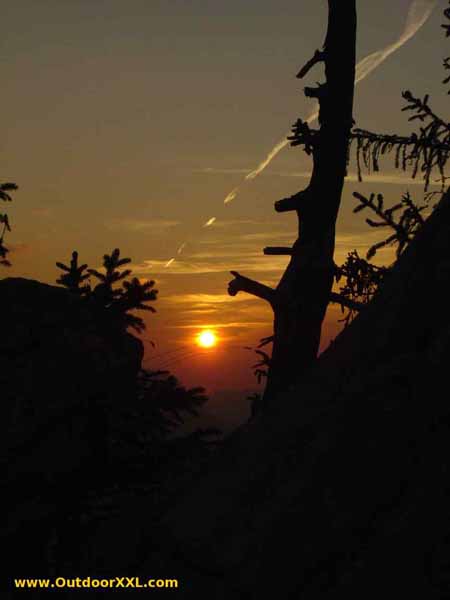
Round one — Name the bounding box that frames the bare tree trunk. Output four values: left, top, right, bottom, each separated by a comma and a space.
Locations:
228, 1, 357, 408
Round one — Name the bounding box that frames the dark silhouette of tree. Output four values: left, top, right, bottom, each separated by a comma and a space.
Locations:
112, 277, 158, 333
353, 191, 427, 260
51, 250, 217, 569
56, 248, 158, 333
444, 3, 450, 92
334, 2, 450, 326
55, 251, 91, 295
349, 4, 450, 188
53, 247, 214, 456
233, 2, 450, 411
129, 369, 209, 443
351, 91, 450, 191
228, 1, 357, 407
246, 392, 261, 420
334, 251, 387, 327
0, 181, 18, 266
88, 247, 132, 307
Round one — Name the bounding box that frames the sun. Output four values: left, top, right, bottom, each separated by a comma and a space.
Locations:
197, 330, 217, 348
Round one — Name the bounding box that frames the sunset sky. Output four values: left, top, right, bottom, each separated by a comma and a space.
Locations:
3, 0, 447, 428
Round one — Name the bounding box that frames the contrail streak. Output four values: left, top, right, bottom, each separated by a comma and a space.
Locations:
229, 0, 437, 194
224, 187, 239, 204
168, 0, 436, 268
354, 0, 436, 84
244, 137, 291, 182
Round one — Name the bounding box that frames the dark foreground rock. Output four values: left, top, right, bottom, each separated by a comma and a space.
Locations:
1, 278, 143, 471
1, 278, 143, 579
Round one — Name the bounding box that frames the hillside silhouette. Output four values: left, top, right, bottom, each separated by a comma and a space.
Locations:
133, 186, 450, 598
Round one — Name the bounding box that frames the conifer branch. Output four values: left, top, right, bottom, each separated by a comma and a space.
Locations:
350, 91, 450, 191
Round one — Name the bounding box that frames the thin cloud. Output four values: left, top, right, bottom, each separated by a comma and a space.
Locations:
197, 167, 437, 186
208, 219, 266, 228
239, 231, 295, 241
129, 255, 289, 276
284, 171, 439, 186
180, 308, 220, 315
132, 229, 399, 278
169, 321, 268, 329
131, 232, 395, 276
30, 207, 53, 218
187, 250, 262, 259
335, 230, 390, 248
197, 168, 250, 175
105, 218, 180, 232
7, 242, 31, 254
166, 293, 254, 305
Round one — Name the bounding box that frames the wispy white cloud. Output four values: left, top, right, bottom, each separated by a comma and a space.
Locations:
8, 242, 31, 254
186, 250, 260, 259
238, 231, 295, 242
105, 218, 180, 232
129, 255, 289, 276
180, 308, 220, 315
293, 171, 436, 186
169, 321, 268, 330
166, 293, 253, 305
197, 167, 435, 186
31, 207, 53, 218
197, 168, 250, 176
335, 230, 388, 248
208, 219, 266, 228
130, 228, 398, 276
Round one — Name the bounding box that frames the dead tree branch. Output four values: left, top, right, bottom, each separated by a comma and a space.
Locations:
228, 271, 276, 306
296, 49, 325, 79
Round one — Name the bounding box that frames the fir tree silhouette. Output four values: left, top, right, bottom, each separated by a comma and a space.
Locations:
88, 247, 132, 308
55, 251, 91, 295
0, 181, 18, 266
56, 248, 158, 333
333, 1, 450, 326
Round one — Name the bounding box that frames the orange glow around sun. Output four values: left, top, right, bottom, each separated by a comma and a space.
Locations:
196, 330, 217, 348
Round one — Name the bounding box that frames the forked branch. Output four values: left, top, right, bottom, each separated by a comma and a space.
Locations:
296, 49, 326, 79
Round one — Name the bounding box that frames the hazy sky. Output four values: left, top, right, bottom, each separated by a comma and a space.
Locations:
2, 1, 448, 426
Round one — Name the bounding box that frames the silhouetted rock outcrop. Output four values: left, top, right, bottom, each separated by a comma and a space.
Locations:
132, 189, 450, 597
1, 278, 143, 578
1, 278, 143, 473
